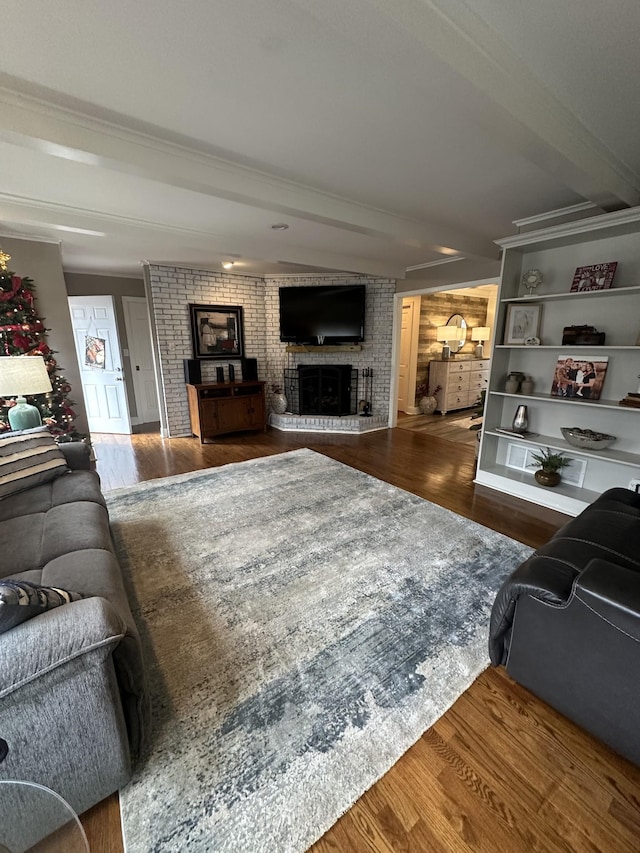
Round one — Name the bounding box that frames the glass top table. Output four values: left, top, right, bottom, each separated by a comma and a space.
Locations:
0, 780, 89, 853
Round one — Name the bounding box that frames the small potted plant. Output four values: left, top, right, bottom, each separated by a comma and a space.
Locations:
416, 382, 441, 415
528, 447, 572, 487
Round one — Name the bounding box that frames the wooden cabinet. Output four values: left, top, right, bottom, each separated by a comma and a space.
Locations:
428, 358, 490, 415
476, 207, 640, 516
186, 382, 266, 442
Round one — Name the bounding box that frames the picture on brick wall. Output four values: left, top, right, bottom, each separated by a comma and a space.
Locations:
189, 304, 244, 359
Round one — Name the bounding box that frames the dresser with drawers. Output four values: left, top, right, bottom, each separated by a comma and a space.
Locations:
428, 358, 490, 415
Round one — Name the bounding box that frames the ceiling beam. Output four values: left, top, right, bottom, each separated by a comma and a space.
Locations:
0, 86, 498, 263
357, 0, 640, 210
0, 193, 407, 278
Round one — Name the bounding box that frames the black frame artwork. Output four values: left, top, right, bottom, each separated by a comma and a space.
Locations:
189, 304, 244, 359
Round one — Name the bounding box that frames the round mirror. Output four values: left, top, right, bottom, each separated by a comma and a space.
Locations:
446, 314, 467, 352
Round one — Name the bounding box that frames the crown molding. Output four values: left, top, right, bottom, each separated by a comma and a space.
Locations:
512, 202, 599, 228
496, 203, 640, 249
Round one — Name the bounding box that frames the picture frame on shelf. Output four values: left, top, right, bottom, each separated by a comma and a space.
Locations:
504, 303, 542, 345
569, 262, 617, 293
189, 304, 245, 360
550, 354, 609, 400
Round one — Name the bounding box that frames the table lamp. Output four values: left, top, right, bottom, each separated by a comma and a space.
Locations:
471, 327, 490, 358
0, 356, 52, 430
436, 326, 457, 359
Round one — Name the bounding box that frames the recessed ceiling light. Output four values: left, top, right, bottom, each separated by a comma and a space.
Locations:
222, 261, 235, 269
271, 223, 289, 231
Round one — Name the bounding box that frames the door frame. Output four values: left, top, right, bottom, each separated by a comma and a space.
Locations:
388, 277, 499, 428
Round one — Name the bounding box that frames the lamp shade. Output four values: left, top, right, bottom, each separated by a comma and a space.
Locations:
436, 326, 453, 342
0, 356, 52, 396
0, 356, 52, 431
471, 327, 490, 342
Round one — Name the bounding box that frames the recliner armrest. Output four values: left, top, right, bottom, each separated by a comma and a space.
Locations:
575, 559, 640, 642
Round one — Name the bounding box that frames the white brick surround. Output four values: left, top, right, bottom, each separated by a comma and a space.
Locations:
146, 265, 395, 437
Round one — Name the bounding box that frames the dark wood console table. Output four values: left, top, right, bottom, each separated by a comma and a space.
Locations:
186, 381, 266, 442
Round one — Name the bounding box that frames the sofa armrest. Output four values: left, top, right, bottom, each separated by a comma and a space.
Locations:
0, 597, 125, 697
574, 558, 640, 642
58, 440, 91, 471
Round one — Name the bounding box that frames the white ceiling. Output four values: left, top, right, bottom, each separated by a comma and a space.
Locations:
0, 0, 638, 278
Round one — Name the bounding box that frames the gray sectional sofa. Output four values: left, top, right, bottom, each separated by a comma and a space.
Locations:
0, 437, 147, 828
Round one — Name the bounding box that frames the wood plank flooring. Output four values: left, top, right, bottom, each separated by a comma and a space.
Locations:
80, 426, 640, 852
396, 410, 479, 446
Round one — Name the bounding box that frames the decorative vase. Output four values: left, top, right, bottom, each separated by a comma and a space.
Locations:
505, 378, 520, 394
520, 376, 535, 395
512, 404, 529, 433
419, 395, 437, 415
535, 469, 561, 487
271, 392, 287, 414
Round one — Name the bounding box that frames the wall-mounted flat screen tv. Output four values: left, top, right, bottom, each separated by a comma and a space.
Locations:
279, 285, 366, 344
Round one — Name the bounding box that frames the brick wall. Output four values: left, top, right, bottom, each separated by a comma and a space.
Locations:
147, 265, 266, 436
147, 266, 395, 436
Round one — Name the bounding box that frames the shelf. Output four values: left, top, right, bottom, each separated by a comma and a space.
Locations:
484, 430, 640, 467
475, 464, 601, 515
495, 345, 640, 350
285, 344, 362, 353
489, 390, 640, 412
501, 284, 640, 304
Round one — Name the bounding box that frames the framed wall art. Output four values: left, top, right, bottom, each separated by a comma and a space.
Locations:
504, 303, 542, 345
189, 304, 245, 359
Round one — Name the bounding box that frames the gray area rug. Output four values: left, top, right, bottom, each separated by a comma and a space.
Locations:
106, 448, 531, 852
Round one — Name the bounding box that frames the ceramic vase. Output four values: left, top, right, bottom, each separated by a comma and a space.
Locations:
419, 395, 437, 415
271, 392, 287, 414
535, 469, 561, 487
512, 404, 529, 433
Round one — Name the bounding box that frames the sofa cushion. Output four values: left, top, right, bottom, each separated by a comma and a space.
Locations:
0, 501, 113, 577
0, 579, 83, 634
0, 470, 106, 523
0, 428, 68, 499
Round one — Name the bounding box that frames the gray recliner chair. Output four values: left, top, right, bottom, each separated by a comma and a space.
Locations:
489, 487, 640, 766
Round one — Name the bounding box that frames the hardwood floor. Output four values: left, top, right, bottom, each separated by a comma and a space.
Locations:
81, 426, 640, 852
396, 409, 479, 447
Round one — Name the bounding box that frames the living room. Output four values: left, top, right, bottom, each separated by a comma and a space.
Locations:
1, 2, 640, 852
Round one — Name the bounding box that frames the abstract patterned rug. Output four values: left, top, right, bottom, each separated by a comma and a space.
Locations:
106, 449, 531, 853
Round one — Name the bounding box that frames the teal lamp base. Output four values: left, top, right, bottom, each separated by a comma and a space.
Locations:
8, 397, 43, 431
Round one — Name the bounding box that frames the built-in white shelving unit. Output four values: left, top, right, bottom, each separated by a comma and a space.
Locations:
475, 207, 640, 516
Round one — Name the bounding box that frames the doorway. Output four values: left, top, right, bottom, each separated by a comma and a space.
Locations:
68, 295, 131, 434
392, 280, 498, 430
122, 296, 161, 426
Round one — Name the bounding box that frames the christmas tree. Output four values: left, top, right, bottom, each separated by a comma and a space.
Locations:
0, 249, 84, 441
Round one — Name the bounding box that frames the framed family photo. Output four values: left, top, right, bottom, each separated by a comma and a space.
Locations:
550, 354, 609, 400
189, 304, 244, 359
504, 303, 542, 345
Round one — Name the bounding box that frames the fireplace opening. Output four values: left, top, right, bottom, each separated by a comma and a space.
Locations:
284, 365, 357, 415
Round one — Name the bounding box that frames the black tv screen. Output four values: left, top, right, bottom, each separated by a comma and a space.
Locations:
279, 285, 366, 344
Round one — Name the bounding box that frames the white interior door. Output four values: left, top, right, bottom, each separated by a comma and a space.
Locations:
397, 297, 420, 412
122, 296, 160, 424
68, 295, 131, 434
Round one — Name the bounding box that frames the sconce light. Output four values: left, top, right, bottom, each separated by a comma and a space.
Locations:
471, 327, 490, 359
0, 356, 52, 430
222, 261, 235, 270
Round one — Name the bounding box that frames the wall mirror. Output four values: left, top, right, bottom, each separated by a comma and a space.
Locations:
446, 313, 467, 352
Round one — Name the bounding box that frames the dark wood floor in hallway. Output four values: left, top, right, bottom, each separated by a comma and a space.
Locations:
80, 427, 640, 852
